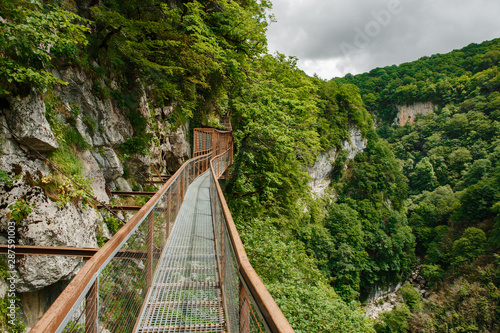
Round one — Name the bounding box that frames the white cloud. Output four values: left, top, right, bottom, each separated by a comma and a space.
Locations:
266, 0, 500, 78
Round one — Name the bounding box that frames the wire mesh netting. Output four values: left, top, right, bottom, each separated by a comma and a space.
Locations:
135, 172, 224, 333
45, 129, 279, 333
59, 154, 212, 333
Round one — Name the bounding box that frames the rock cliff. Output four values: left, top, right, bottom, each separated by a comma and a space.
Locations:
308, 126, 367, 197
395, 102, 435, 126
0, 68, 191, 328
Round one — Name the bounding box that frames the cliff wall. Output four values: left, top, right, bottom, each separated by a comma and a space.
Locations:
0, 67, 190, 328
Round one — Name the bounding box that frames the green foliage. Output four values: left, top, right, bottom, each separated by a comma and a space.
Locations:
408, 278, 500, 332
104, 216, 122, 234
375, 305, 411, 333
451, 227, 487, 268
7, 198, 31, 224
421, 264, 445, 287
0, 170, 15, 186
398, 282, 422, 311
0, 0, 90, 95
347, 38, 500, 332
0, 258, 26, 332
240, 218, 375, 332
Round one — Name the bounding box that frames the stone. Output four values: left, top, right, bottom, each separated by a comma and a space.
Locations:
124, 153, 151, 183
0, 277, 7, 299
0, 116, 51, 181
113, 177, 133, 192
53, 68, 133, 147
308, 148, 337, 197
0, 185, 99, 293
91, 147, 123, 182
160, 123, 191, 172
308, 126, 367, 197
3, 91, 59, 152
81, 150, 109, 204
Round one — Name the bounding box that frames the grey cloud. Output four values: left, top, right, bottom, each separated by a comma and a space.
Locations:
266, 0, 500, 78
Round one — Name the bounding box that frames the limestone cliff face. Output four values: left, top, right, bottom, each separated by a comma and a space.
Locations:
395, 102, 435, 126
308, 126, 367, 197
0, 68, 191, 327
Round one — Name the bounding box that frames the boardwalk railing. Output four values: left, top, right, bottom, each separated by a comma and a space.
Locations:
31, 127, 293, 333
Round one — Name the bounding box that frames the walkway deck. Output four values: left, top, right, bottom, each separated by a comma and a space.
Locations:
135, 172, 224, 333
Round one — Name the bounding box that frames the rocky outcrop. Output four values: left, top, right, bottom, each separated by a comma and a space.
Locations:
395, 102, 435, 126
153, 106, 191, 172
0, 65, 192, 326
52, 67, 134, 147
364, 283, 402, 319
0, 184, 99, 292
91, 147, 124, 182
308, 148, 337, 197
342, 126, 367, 160
308, 126, 367, 197
3, 91, 59, 152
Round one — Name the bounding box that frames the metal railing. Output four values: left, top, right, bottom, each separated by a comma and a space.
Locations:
31, 151, 213, 332
209, 136, 294, 333
31, 127, 293, 333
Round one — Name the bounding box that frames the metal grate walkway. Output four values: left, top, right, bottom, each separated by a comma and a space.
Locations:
136, 172, 224, 333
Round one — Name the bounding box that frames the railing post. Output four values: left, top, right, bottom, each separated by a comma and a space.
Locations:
146, 210, 154, 289
239, 284, 251, 333
85, 279, 98, 333
167, 188, 171, 238
180, 170, 184, 202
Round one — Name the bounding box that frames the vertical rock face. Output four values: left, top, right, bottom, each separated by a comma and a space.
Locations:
342, 126, 367, 160
308, 126, 367, 197
3, 91, 59, 152
395, 102, 435, 126
53, 67, 134, 147
308, 148, 337, 197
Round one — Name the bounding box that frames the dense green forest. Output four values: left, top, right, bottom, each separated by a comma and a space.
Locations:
1, 0, 499, 332
336, 40, 500, 332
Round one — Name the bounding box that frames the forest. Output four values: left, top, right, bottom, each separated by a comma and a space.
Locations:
336, 39, 500, 332
0, 0, 499, 332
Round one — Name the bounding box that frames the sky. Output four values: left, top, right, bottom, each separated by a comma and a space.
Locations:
266, 0, 500, 79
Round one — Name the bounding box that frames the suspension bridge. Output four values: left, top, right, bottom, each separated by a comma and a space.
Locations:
22, 127, 294, 332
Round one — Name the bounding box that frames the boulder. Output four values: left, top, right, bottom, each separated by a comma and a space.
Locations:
0, 184, 99, 293
91, 147, 123, 182
3, 91, 58, 152
81, 150, 109, 203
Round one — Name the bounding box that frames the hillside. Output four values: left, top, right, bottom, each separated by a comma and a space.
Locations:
337, 39, 500, 332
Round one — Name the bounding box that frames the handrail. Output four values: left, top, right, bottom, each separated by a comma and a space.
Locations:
31, 126, 293, 333
209, 148, 294, 332
31, 152, 212, 332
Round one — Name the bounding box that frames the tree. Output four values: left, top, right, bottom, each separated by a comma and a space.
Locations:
451, 227, 487, 268
409, 157, 438, 193
0, 1, 90, 95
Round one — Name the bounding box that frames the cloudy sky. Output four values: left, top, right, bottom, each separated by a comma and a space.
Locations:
266, 0, 500, 79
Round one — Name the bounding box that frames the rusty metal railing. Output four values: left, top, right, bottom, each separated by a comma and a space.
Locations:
209, 136, 294, 333
31, 152, 213, 332
31, 126, 293, 333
